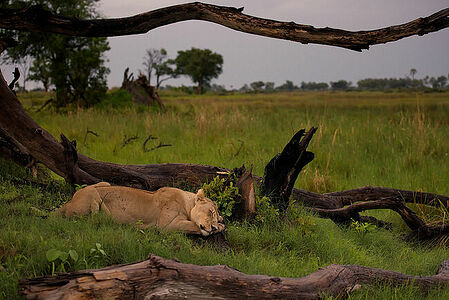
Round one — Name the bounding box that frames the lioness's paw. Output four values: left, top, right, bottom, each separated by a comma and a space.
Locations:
216, 223, 226, 232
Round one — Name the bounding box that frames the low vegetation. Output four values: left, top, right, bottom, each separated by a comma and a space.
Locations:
1, 90, 449, 299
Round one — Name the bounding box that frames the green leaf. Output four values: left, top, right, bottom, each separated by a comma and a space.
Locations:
68, 250, 79, 262
59, 251, 69, 262
96, 243, 101, 250
46, 249, 60, 262
99, 249, 106, 256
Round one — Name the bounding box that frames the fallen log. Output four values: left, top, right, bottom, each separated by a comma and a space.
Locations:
19, 254, 449, 299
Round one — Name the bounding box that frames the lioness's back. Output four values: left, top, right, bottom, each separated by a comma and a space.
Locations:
58, 184, 196, 226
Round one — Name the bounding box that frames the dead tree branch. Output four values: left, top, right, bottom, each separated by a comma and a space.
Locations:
35, 98, 53, 112
0, 4, 447, 51
8, 67, 20, 91
82, 128, 98, 144
121, 134, 139, 148
19, 254, 449, 299
143, 135, 171, 152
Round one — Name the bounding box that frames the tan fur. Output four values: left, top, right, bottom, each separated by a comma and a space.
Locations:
56, 182, 225, 236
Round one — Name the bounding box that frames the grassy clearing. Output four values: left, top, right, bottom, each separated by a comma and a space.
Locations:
1, 91, 449, 299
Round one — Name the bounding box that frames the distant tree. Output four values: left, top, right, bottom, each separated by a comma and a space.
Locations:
209, 84, 227, 93
410, 68, 417, 80
239, 84, 250, 93
250, 81, 265, 92
143, 48, 177, 88
300, 81, 329, 91
429, 76, 448, 89
330, 80, 352, 91
174, 48, 223, 94
264, 82, 275, 92
28, 55, 51, 92
2, 0, 110, 107
276, 80, 298, 91
143, 48, 165, 85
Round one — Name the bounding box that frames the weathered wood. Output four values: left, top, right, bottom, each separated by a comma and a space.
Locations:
292, 186, 449, 209
0, 4, 448, 51
122, 68, 166, 112
236, 166, 256, 219
261, 128, 316, 211
19, 254, 449, 299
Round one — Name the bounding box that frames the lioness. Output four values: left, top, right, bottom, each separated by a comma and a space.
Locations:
56, 182, 225, 236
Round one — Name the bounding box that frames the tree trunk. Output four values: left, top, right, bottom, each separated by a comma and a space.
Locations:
198, 80, 203, 94
19, 254, 449, 300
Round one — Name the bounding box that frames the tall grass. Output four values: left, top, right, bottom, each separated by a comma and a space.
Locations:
26, 90, 449, 195
1, 91, 448, 299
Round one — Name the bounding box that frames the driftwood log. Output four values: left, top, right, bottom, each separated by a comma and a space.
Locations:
19, 254, 449, 299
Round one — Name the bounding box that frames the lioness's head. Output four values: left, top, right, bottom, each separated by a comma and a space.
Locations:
190, 189, 225, 236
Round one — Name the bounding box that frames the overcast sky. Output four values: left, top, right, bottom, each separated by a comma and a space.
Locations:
98, 0, 449, 89
4, 1, 449, 89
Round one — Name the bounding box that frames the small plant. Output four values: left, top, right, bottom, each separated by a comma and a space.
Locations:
350, 219, 376, 235
88, 243, 108, 268
295, 216, 316, 237
46, 248, 78, 275
255, 195, 279, 224
74, 184, 87, 191
286, 199, 316, 236
202, 174, 239, 219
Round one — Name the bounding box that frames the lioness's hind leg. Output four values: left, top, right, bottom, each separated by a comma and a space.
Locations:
56, 184, 105, 218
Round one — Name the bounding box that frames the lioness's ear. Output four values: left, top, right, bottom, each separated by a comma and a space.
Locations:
196, 189, 205, 199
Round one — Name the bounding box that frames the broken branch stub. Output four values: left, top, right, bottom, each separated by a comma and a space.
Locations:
261, 127, 317, 211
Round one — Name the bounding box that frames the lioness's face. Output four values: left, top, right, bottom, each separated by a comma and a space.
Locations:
191, 189, 225, 236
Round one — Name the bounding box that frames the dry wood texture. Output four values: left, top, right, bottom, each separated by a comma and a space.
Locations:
19, 254, 449, 299
0, 4, 447, 51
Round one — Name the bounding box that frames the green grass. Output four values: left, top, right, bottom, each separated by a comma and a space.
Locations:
1, 90, 449, 299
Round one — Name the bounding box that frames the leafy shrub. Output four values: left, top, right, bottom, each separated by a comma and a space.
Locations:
97, 89, 132, 109
202, 174, 239, 219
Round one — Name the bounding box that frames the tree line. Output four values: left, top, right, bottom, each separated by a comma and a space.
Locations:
234, 71, 449, 94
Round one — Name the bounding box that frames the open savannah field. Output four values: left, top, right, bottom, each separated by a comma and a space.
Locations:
1, 90, 449, 299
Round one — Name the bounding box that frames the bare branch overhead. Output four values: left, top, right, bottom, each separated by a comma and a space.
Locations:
0, 3, 448, 51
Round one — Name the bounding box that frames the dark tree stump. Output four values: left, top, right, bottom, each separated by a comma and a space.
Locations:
261, 127, 317, 212
121, 68, 166, 112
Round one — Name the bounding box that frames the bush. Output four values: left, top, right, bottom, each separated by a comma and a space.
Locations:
202, 174, 239, 219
